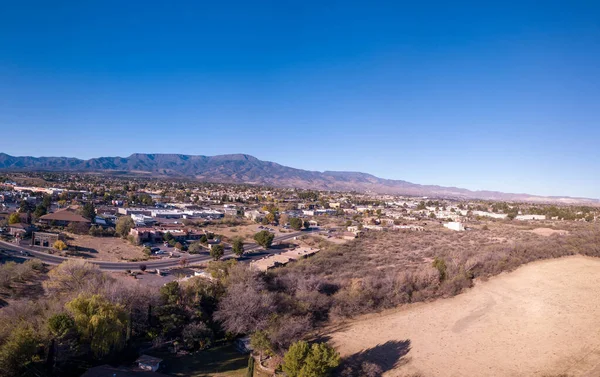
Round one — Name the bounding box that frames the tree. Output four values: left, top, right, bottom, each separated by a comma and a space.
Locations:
253, 231, 274, 249
53, 240, 67, 251
265, 212, 276, 224
279, 213, 289, 226
179, 258, 189, 268
48, 313, 76, 339
283, 341, 340, 377
81, 202, 96, 221
214, 266, 276, 334
44, 260, 108, 296
250, 330, 273, 359
181, 322, 214, 350
200, 235, 208, 244
139, 264, 147, 272
432, 257, 447, 282
66, 294, 128, 357
0, 325, 42, 376
210, 244, 224, 261
33, 204, 47, 218
188, 242, 204, 254
174, 242, 183, 250
303, 220, 311, 230
246, 355, 255, 377
8, 213, 20, 224
115, 216, 135, 238
289, 217, 303, 231
232, 237, 245, 257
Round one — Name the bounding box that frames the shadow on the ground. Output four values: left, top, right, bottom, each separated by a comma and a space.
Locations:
336, 339, 411, 377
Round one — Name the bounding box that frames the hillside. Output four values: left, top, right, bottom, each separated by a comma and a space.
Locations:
0, 152, 596, 203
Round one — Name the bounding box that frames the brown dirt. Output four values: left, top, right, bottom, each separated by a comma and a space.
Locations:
329, 256, 600, 377
527, 227, 570, 237
65, 233, 147, 261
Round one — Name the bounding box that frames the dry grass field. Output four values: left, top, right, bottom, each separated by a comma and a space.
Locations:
329, 255, 600, 377
64, 233, 147, 261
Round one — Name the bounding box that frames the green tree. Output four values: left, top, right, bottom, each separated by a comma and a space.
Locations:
432, 257, 447, 282
81, 202, 96, 221
253, 230, 275, 249
303, 220, 311, 230
8, 212, 20, 224
115, 216, 135, 238
250, 331, 273, 359
0, 325, 42, 375
246, 355, 255, 377
289, 217, 303, 231
283, 341, 340, 377
302, 342, 341, 377
66, 294, 128, 357
283, 339, 310, 377
231, 237, 244, 257
33, 204, 47, 218
160, 281, 181, 305
188, 242, 204, 254
210, 244, 225, 261
48, 313, 76, 339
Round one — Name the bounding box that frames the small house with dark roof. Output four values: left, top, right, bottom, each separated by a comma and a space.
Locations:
39, 209, 91, 227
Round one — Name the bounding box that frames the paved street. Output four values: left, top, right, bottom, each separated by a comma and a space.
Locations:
0, 229, 317, 271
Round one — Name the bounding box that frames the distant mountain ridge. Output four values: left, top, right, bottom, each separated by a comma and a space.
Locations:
0, 152, 597, 204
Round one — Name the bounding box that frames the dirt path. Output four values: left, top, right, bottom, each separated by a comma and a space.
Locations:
329, 255, 600, 377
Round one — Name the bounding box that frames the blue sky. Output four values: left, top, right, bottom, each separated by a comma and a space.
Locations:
1, 1, 599, 198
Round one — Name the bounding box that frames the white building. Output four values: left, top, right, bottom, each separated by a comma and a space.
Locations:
515, 214, 546, 221
443, 222, 465, 231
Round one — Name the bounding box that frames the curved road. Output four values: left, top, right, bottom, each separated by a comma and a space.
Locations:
0, 230, 317, 271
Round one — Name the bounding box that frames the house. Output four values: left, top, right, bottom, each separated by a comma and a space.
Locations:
136, 355, 163, 372
31, 231, 65, 247
8, 223, 35, 238
118, 207, 153, 216
131, 214, 156, 226
362, 224, 384, 231
443, 222, 465, 231
223, 207, 238, 216
39, 209, 91, 227
342, 231, 358, 240
393, 225, 425, 231
515, 214, 546, 221
328, 202, 341, 209
244, 210, 264, 222
347, 225, 360, 233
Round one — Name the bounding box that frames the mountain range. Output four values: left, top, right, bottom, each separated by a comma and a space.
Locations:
0, 153, 596, 204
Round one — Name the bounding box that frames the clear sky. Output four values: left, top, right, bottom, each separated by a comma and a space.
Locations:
1, 1, 599, 198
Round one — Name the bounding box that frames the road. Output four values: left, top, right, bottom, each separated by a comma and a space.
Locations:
0, 229, 318, 271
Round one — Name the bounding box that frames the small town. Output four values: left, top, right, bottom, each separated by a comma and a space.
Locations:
1, 171, 599, 376
2, 1, 600, 376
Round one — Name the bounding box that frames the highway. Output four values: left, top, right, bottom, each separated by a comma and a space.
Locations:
0, 230, 316, 271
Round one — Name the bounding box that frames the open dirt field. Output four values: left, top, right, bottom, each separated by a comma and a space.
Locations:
330, 256, 600, 377
527, 227, 570, 237
65, 233, 147, 261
